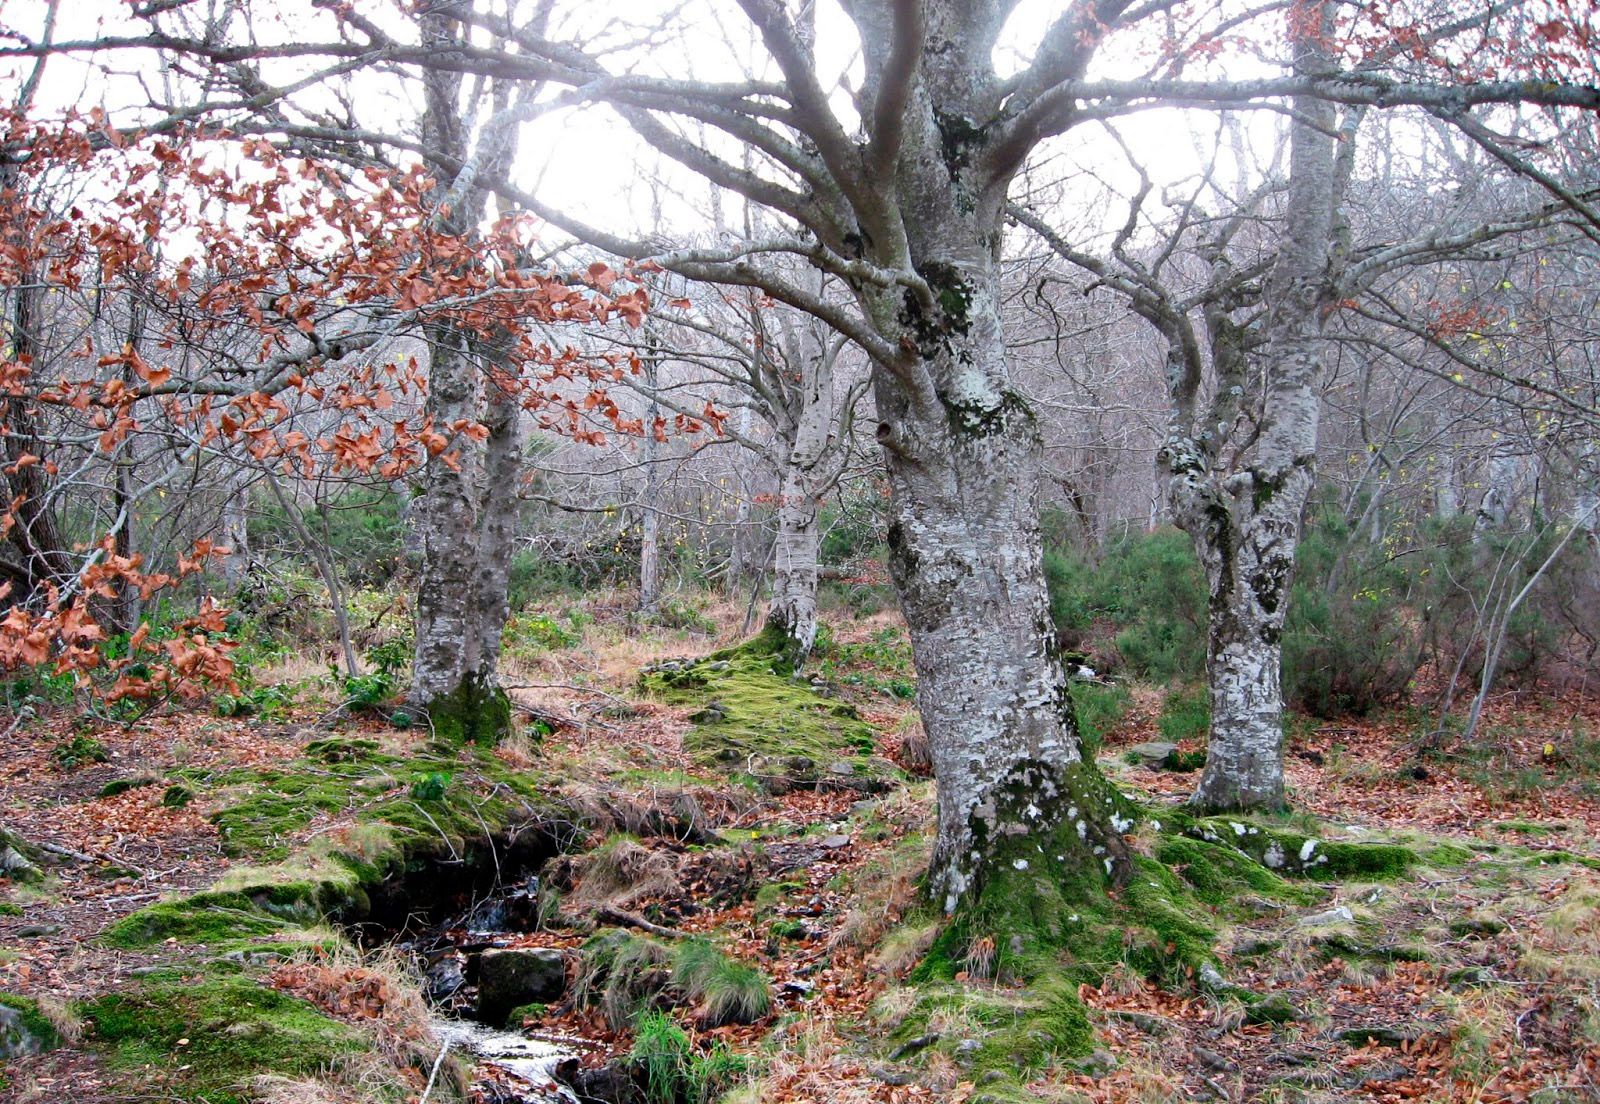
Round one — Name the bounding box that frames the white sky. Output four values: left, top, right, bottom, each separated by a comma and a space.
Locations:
5, 0, 1292, 256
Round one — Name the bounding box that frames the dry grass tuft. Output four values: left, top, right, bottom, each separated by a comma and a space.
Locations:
268, 944, 463, 1097
561, 835, 683, 913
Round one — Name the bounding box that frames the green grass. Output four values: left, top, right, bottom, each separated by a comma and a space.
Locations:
671, 938, 772, 1026
629, 1010, 750, 1104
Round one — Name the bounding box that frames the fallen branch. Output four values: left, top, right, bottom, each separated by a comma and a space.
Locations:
595, 905, 686, 940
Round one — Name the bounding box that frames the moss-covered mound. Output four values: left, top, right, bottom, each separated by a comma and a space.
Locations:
640, 632, 902, 793
1179, 815, 1417, 878
82, 972, 379, 1104
176, 735, 556, 862
106, 737, 572, 950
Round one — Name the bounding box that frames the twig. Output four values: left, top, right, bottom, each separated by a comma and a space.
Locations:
36, 840, 101, 864
596, 905, 686, 940
419, 1036, 451, 1104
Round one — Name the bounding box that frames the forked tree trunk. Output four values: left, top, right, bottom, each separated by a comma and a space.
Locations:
866, 257, 1131, 915
1179, 473, 1311, 812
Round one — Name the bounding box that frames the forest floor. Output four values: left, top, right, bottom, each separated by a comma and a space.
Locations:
2, 593, 1599, 1104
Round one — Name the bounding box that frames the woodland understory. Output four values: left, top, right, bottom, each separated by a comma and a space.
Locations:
1, 0, 1599, 1101
3, 585, 1600, 1104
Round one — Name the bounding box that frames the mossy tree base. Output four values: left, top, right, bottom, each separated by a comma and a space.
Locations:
415, 670, 512, 746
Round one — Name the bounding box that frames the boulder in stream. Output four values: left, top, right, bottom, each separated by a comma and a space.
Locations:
478, 948, 568, 1025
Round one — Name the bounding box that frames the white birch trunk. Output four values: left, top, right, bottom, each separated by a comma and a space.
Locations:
764, 343, 836, 663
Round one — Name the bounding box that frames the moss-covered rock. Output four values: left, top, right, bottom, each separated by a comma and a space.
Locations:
0, 993, 58, 1058
81, 973, 378, 1104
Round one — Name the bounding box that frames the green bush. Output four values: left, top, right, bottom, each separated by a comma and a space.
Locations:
507, 550, 579, 609
1068, 681, 1131, 751
1157, 685, 1209, 743
1281, 507, 1438, 717
1045, 529, 1207, 683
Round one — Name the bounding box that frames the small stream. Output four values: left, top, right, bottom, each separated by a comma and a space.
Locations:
433, 1018, 584, 1104
346, 830, 625, 1104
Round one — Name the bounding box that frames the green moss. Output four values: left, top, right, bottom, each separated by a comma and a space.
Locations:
641, 646, 898, 793
0, 992, 59, 1052
1425, 842, 1475, 867
99, 776, 160, 798
81, 973, 375, 1104
1244, 992, 1304, 1025
1153, 835, 1318, 910
422, 672, 512, 745
1185, 818, 1417, 879
0, 903, 20, 917
890, 979, 1092, 1088
100, 886, 324, 949
506, 1002, 547, 1024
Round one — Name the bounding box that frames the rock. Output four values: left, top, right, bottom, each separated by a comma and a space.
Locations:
888, 1032, 939, 1060
1126, 741, 1178, 765
821, 835, 852, 850
976, 1070, 1006, 1085
780, 979, 814, 995
1198, 962, 1237, 995
1299, 906, 1354, 927
562, 1062, 642, 1104
953, 1038, 983, 1066
1106, 1009, 1175, 1036
14, 924, 61, 938
477, 947, 568, 1026
1194, 1045, 1237, 1072
426, 955, 466, 1001
1338, 1024, 1423, 1048
1074, 1048, 1119, 1077
827, 760, 856, 776
1232, 936, 1282, 957
1447, 966, 1495, 988
1246, 992, 1305, 1025
868, 1064, 913, 1085
850, 800, 880, 815
1448, 917, 1508, 938
0, 1005, 45, 1060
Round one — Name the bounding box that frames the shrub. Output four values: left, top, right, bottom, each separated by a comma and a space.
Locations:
1068, 681, 1131, 751
1157, 685, 1209, 744
1045, 529, 1207, 683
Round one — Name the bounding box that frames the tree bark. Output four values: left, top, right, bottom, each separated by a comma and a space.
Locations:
866, 257, 1131, 912
764, 338, 838, 664
1185, 2, 1337, 812
406, 330, 514, 743
638, 344, 662, 614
